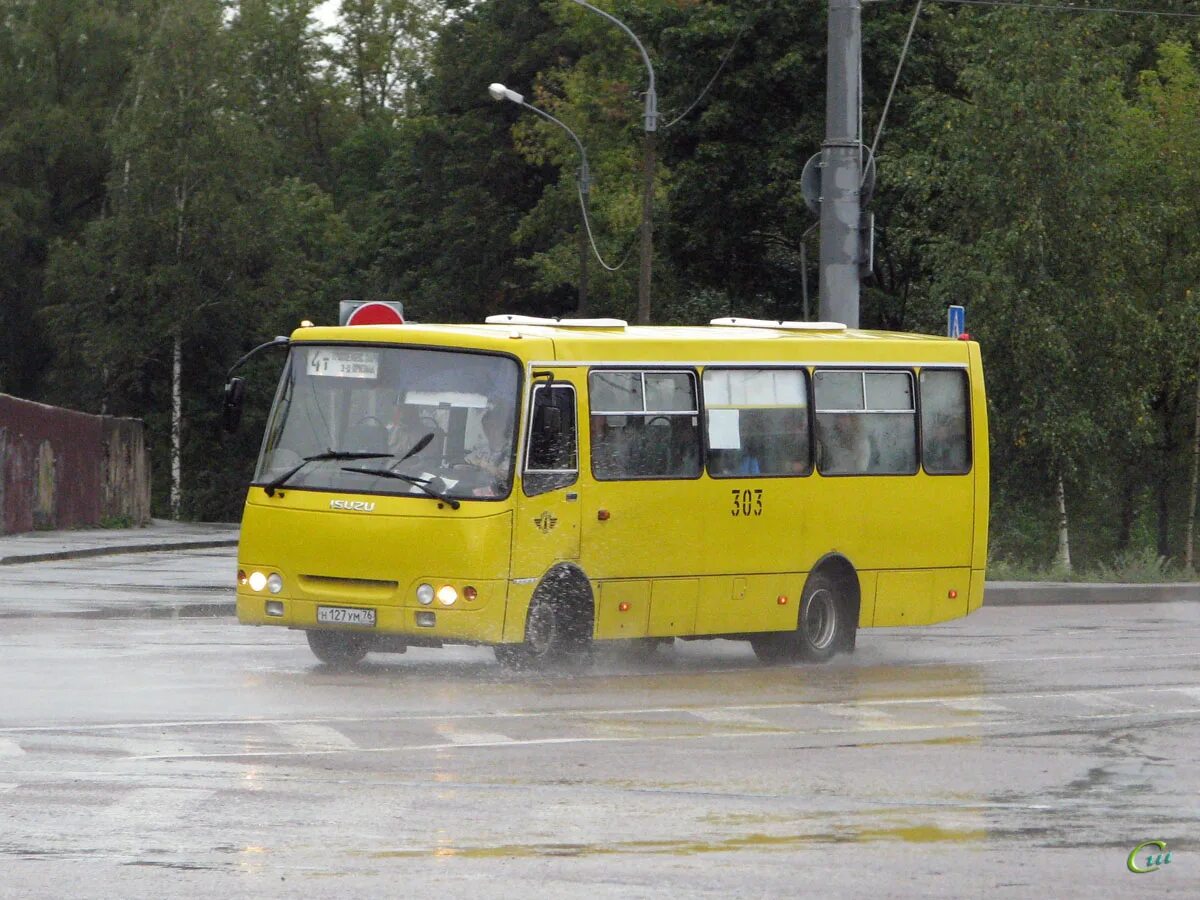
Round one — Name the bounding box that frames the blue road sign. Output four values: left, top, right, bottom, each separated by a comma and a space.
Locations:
948, 305, 966, 338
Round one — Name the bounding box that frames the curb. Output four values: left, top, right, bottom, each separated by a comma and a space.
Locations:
0, 538, 239, 566
983, 582, 1200, 607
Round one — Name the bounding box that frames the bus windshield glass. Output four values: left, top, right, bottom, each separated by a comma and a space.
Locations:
254, 345, 520, 500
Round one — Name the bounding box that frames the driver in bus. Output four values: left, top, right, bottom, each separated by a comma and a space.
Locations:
466, 407, 512, 495
388, 402, 440, 463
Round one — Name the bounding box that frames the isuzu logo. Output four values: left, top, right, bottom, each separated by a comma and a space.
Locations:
330, 500, 375, 512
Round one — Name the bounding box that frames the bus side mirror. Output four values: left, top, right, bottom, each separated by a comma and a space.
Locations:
222, 377, 246, 433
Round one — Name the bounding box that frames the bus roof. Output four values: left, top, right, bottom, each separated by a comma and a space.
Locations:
289, 320, 973, 367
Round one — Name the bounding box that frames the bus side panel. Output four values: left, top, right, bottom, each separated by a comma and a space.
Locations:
693, 573, 803, 635
969, 568, 986, 613
872, 567, 971, 626
970, 342, 990, 573
647, 578, 699, 637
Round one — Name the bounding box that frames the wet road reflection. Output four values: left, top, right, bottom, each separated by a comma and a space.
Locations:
1, 602, 1198, 896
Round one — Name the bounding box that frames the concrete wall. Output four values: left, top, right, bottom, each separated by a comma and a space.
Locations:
0, 394, 150, 534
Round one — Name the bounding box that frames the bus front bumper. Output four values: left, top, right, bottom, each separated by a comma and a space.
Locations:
237, 591, 507, 645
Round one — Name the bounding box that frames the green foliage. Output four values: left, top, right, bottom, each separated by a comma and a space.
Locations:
2, 0, 1200, 569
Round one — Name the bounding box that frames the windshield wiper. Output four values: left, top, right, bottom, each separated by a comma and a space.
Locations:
264, 450, 391, 496
340, 466, 461, 510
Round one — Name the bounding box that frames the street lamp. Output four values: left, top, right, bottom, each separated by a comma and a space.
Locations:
567, 0, 657, 325
489, 83, 591, 314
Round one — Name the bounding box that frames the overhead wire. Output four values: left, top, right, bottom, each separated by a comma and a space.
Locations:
661, 12, 755, 130
870, 0, 1200, 19
867, 0, 924, 168
577, 182, 638, 272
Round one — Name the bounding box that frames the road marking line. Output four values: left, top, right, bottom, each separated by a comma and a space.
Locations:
438, 730, 515, 746
120, 704, 1200, 763
690, 709, 777, 727
97, 787, 214, 823
940, 699, 1010, 714
274, 723, 359, 751
9, 682, 1200, 737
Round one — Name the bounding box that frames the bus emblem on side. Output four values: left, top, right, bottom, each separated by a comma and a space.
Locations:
533, 512, 558, 533
330, 500, 376, 512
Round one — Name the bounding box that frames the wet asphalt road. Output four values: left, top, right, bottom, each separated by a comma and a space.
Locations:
0, 552, 1197, 897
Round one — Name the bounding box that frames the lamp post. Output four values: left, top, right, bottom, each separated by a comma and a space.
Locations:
489, 82, 591, 314
568, 0, 657, 325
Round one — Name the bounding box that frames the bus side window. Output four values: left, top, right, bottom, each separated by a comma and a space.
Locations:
920, 369, 971, 474
524, 384, 578, 496
814, 370, 917, 476
704, 368, 809, 478
589, 370, 700, 480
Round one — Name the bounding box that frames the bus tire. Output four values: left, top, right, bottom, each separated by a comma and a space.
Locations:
306, 630, 369, 667
495, 574, 593, 671
749, 632, 797, 664
796, 572, 851, 663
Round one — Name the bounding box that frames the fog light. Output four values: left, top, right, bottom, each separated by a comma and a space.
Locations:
265, 600, 284, 617
436, 585, 458, 606
267, 573, 283, 594
248, 571, 268, 592
416, 583, 434, 606
415, 611, 436, 628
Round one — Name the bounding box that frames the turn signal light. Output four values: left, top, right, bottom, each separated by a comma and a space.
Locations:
464, 586, 478, 601
948, 589, 959, 599
618, 602, 630, 612
237, 570, 247, 586
777, 595, 789, 605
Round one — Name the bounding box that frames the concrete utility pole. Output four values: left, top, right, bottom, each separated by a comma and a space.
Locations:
818, 0, 863, 328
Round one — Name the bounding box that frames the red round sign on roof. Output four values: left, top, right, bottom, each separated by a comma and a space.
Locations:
346, 302, 405, 326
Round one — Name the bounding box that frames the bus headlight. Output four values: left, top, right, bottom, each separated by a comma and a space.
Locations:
416, 583, 434, 606
248, 571, 268, 592
436, 585, 458, 606
267, 573, 283, 594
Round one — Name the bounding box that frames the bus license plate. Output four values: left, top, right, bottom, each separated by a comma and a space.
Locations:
317, 606, 376, 627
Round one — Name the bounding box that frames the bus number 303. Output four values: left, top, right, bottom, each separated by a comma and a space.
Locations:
731, 489, 764, 517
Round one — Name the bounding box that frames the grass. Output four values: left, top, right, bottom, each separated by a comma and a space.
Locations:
988, 547, 1196, 583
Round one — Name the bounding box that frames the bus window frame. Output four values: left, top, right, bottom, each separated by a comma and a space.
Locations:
587, 367, 704, 482
918, 367, 974, 476
523, 381, 579, 497
252, 340, 525, 501
701, 366, 814, 479
812, 366, 919, 478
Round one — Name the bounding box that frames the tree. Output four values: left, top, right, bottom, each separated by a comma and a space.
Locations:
1111, 41, 1200, 561
0, 0, 138, 398
896, 12, 1134, 568
45, 0, 274, 517
332, 0, 447, 121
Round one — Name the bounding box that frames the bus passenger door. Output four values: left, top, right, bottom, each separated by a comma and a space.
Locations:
511, 377, 582, 579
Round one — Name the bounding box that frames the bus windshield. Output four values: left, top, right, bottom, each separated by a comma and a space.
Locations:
254, 345, 520, 500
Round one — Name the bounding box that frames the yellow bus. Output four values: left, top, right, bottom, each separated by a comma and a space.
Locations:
230, 315, 988, 668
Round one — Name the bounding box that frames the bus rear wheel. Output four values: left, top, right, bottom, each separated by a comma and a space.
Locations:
796, 572, 851, 663
306, 630, 369, 667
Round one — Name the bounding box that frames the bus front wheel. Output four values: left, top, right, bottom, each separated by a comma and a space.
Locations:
495, 589, 591, 671
306, 630, 369, 667
796, 572, 851, 663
